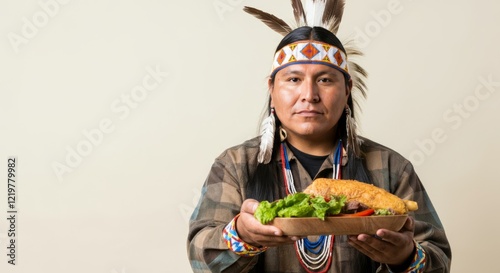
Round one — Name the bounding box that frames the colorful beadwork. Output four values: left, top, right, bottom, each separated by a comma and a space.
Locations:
407, 242, 427, 273
222, 214, 268, 257
271, 41, 349, 77
387, 241, 427, 273
280, 141, 344, 273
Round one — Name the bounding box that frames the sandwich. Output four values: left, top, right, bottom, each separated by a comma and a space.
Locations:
303, 178, 418, 215
255, 178, 418, 224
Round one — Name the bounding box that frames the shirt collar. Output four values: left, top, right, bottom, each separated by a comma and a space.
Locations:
274, 141, 348, 170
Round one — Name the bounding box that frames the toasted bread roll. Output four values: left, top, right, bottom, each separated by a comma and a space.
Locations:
303, 178, 418, 215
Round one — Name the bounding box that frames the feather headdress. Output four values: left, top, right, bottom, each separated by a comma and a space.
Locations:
244, 0, 367, 160
244, 0, 345, 35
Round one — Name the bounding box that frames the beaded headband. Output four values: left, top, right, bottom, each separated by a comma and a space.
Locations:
271, 41, 350, 78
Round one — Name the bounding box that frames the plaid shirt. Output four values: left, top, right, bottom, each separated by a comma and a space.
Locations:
187, 137, 451, 273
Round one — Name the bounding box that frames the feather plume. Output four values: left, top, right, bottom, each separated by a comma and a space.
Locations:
322, 0, 345, 34
243, 6, 292, 36
343, 39, 368, 106
342, 39, 368, 157
257, 111, 276, 164
291, 0, 307, 26
345, 106, 362, 157
304, 0, 327, 27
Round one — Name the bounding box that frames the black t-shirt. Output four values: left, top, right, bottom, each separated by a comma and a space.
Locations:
287, 144, 328, 179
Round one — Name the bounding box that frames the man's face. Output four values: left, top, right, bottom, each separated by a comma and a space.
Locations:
270, 63, 350, 144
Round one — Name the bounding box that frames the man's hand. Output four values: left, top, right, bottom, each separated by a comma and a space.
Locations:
236, 199, 299, 247
348, 216, 416, 269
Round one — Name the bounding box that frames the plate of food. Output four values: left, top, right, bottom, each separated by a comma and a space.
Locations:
255, 178, 418, 236
270, 214, 408, 236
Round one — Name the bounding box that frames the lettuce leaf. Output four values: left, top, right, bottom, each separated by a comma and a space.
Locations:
254, 193, 346, 224
254, 199, 283, 224
374, 208, 394, 215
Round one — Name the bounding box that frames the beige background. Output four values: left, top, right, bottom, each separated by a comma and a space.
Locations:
0, 0, 498, 272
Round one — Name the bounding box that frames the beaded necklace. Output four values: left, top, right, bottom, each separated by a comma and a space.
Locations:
280, 140, 343, 273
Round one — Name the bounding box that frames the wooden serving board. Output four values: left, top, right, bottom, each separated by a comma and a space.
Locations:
270, 215, 408, 236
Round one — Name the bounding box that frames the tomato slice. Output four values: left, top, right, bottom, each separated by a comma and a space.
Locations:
347, 208, 375, 217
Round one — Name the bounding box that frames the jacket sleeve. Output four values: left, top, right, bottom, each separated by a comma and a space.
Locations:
187, 151, 259, 273
389, 161, 452, 273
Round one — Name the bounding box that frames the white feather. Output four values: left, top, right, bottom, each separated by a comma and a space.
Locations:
257, 112, 275, 164
305, 0, 327, 27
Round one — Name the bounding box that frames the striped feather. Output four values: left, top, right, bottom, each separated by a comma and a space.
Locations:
243, 6, 292, 36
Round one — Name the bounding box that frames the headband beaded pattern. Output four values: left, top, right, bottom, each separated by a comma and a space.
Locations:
271, 41, 350, 78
